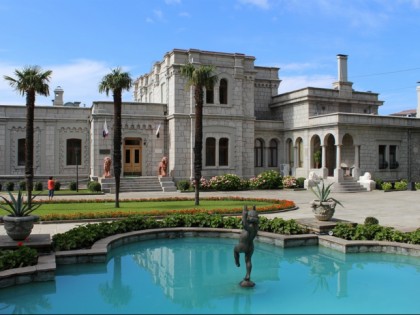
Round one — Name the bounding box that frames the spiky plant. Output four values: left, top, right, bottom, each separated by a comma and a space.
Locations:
310, 180, 343, 207
0, 190, 41, 217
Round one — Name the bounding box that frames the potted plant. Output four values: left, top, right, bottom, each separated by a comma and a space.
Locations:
310, 180, 343, 221
314, 150, 321, 168
0, 190, 41, 241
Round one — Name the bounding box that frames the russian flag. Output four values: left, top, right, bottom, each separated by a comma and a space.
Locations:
103, 119, 109, 138
156, 124, 161, 138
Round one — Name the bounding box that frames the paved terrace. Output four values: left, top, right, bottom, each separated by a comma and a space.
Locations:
1, 189, 419, 236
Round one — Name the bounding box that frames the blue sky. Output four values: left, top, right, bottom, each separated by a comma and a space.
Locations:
0, 0, 419, 115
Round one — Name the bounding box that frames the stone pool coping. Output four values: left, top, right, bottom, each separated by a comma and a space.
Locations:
1, 227, 420, 288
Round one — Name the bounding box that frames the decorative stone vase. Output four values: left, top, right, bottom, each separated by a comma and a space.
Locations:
310, 200, 336, 221
2, 215, 39, 241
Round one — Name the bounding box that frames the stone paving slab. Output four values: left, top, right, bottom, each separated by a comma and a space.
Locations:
0, 189, 419, 236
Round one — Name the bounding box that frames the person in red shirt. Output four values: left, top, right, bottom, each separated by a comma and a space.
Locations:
47, 176, 55, 200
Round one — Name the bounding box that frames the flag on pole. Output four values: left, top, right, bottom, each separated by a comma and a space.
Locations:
103, 119, 109, 138
156, 124, 161, 138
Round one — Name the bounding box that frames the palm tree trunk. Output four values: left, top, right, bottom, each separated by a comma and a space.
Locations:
194, 86, 204, 206
113, 91, 122, 208
25, 90, 35, 209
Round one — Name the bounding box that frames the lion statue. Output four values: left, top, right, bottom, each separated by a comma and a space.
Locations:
158, 156, 168, 177
103, 157, 112, 177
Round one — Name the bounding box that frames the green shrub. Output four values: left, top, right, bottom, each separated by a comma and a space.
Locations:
0, 246, 38, 272
364, 217, 379, 225
69, 181, 77, 191
394, 180, 408, 191
51, 214, 307, 251
332, 223, 356, 240
296, 177, 306, 188
87, 181, 102, 192
176, 179, 191, 191
353, 224, 383, 240
249, 170, 283, 190
19, 181, 26, 191
415, 182, 420, 190
54, 181, 61, 191
375, 178, 384, 190
381, 182, 392, 191
5, 181, 14, 191
34, 181, 43, 191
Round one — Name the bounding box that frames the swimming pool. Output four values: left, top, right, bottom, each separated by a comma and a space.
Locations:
1, 237, 419, 314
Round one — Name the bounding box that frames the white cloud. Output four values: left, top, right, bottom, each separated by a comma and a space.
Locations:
179, 11, 191, 18
237, 0, 270, 9
0, 59, 134, 107
164, 0, 181, 4
278, 75, 335, 93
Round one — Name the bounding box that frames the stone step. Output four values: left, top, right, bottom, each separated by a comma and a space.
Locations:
331, 179, 368, 193
100, 176, 176, 193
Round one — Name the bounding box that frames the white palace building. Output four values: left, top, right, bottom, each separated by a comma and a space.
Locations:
1, 49, 420, 191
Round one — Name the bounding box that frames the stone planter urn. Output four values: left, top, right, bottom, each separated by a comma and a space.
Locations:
2, 215, 39, 241
310, 200, 336, 221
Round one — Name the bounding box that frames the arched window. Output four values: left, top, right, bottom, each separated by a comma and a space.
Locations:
67, 139, 82, 166
206, 86, 214, 104
219, 138, 229, 166
219, 79, 228, 104
255, 139, 263, 167
268, 139, 278, 167
17, 138, 25, 166
205, 137, 216, 166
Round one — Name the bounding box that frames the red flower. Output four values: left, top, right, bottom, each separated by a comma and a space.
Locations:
17, 241, 24, 246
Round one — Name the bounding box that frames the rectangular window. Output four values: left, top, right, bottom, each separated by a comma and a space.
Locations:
255, 139, 263, 167
378, 145, 387, 169
268, 140, 278, 167
389, 145, 398, 169
206, 87, 214, 104
17, 138, 25, 166
205, 138, 216, 166
219, 138, 229, 166
67, 139, 82, 166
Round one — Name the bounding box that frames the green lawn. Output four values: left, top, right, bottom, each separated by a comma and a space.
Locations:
31, 199, 274, 216
36, 189, 103, 196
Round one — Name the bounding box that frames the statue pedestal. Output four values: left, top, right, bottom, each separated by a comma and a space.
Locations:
239, 280, 255, 288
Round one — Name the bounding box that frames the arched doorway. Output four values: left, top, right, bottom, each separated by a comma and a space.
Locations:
311, 135, 321, 168
123, 138, 142, 176
325, 134, 336, 176
341, 134, 355, 176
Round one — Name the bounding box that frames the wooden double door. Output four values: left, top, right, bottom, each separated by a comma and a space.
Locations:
123, 138, 143, 176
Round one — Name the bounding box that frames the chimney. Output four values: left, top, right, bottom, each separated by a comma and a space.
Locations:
333, 54, 353, 98
53, 86, 64, 106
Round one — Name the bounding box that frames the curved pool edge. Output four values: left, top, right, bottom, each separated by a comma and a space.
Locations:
1, 228, 419, 289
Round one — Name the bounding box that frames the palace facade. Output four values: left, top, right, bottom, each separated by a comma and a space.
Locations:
1, 49, 420, 190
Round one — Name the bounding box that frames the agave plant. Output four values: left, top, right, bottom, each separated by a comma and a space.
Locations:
0, 190, 41, 217
310, 180, 343, 207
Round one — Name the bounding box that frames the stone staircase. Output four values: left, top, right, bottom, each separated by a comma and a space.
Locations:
330, 177, 368, 193
100, 176, 176, 193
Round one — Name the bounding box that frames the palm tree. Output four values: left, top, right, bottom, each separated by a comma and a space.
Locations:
180, 63, 218, 205
4, 66, 52, 209
99, 68, 132, 208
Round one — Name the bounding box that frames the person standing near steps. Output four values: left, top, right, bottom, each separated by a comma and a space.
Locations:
47, 176, 55, 201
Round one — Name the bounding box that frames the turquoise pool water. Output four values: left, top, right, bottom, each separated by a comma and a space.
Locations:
1, 237, 419, 314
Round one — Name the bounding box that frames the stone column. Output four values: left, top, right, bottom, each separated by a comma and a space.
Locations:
334, 144, 344, 181
292, 145, 298, 176
321, 145, 328, 179
352, 145, 361, 179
